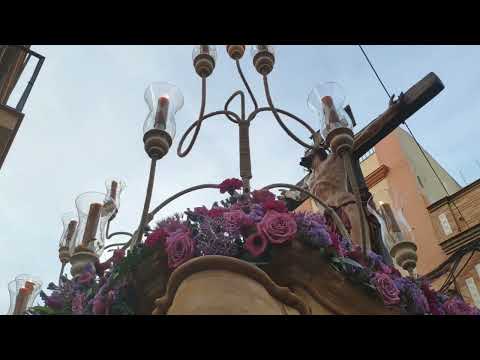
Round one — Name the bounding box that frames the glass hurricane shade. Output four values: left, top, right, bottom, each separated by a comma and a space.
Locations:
307, 82, 352, 139
7, 274, 42, 315
71, 192, 115, 257
143, 82, 184, 140
59, 211, 78, 251
250, 45, 275, 57
104, 178, 126, 212
378, 201, 415, 245
192, 45, 217, 62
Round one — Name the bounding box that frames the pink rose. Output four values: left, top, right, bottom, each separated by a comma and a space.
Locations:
165, 230, 195, 269
372, 272, 401, 306
244, 232, 268, 257
251, 190, 275, 204
258, 210, 297, 245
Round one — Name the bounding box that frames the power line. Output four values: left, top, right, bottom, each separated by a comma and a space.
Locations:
358, 45, 468, 230
358, 45, 391, 99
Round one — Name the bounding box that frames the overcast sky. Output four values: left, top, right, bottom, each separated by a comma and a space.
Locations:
1, 45, 480, 312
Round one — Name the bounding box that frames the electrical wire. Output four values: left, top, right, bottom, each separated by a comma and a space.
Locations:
358, 45, 391, 99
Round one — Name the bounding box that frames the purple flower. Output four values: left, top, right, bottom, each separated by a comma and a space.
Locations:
306, 224, 332, 248
223, 210, 246, 234
421, 281, 446, 315
72, 293, 86, 315
372, 272, 401, 306
248, 203, 265, 222
194, 216, 240, 257
44, 291, 64, 310
444, 297, 480, 315
393, 277, 430, 314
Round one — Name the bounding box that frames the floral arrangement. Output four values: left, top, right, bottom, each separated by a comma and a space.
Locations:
28, 248, 141, 315
31, 178, 480, 315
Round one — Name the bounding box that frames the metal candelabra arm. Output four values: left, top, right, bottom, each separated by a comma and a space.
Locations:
224, 90, 244, 123
177, 76, 208, 157
105, 216, 133, 240
147, 183, 221, 224
236, 59, 258, 111
261, 183, 351, 241
177, 110, 242, 157
262, 75, 317, 149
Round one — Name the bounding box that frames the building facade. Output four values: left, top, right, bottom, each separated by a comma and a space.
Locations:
0, 45, 43, 171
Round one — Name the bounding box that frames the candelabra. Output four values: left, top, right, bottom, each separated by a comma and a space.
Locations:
10, 45, 375, 313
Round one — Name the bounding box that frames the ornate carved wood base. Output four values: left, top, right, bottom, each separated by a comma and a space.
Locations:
132, 238, 400, 315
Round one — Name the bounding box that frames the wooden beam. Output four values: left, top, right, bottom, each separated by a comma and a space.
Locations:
353, 72, 444, 158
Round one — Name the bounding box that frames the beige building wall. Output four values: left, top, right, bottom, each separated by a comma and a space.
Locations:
395, 127, 461, 205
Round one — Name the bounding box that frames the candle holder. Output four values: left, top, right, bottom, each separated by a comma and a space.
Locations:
226, 45, 246, 60
104, 178, 126, 217
251, 45, 275, 75
308, 81, 370, 257
384, 204, 418, 277
7, 274, 42, 315
58, 211, 78, 264
143, 82, 184, 160
192, 45, 217, 78
70, 192, 115, 276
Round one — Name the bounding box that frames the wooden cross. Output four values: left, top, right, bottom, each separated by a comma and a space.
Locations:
349, 72, 445, 259
350, 72, 444, 200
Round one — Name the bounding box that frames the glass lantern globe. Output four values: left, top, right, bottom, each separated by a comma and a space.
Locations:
104, 178, 126, 214
250, 45, 275, 57
192, 45, 217, 62
143, 82, 184, 141
72, 192, 115, 257
7, 274, 42, 315
59, 211, 78, 256
307, 82, 351, 140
